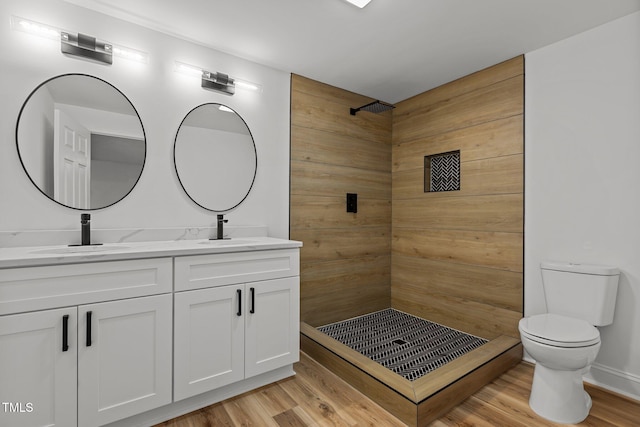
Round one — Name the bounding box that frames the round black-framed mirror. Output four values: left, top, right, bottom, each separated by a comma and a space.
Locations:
174, 103, 257, 212
16, 73, 146, 210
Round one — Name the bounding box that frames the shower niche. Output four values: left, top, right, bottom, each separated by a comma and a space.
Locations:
424, 150, 461, 192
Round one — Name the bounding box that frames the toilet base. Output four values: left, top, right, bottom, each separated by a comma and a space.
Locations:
529, 363, 592, 424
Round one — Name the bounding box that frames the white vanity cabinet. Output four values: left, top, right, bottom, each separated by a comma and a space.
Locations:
0, 307, 77, 427
77, 294, 172, 426
0, 238, 301, 427
0, 258, 173, 427
244, 276, 300, 378
173, 249, 300, 401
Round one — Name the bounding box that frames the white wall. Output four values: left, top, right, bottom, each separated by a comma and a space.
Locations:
0, 0, 291, 240
525, 11, 640, 398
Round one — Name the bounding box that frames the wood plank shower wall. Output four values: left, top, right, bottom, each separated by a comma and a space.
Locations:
290, 75, 392, 327
391, 56, 524, 339
291, 56, 524, 337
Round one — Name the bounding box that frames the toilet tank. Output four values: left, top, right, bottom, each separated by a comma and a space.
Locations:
541, 261, 620, 326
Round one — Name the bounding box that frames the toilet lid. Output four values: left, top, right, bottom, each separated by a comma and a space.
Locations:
519, 314, 600, 347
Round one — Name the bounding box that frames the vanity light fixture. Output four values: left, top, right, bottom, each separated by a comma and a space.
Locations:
344, 0, 372, 8
61, 31, 113, 64
10, 16, 149, 63
174, 61, 204, 76
202, 70, 235, 95
10, 15, 59, 39
234, 79, 262, 92
175, 61, 263, 94
112, 45, 148, 63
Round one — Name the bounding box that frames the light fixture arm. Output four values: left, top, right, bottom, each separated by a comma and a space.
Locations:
201, 71, 235, 95
61, 31, 113, 64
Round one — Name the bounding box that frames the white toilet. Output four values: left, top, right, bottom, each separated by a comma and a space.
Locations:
519, 261, 620, 424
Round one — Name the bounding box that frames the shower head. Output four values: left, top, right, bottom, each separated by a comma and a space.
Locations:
350, 100, 395, 116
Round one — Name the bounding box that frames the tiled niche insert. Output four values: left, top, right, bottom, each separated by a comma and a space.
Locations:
424, 150, 461, 192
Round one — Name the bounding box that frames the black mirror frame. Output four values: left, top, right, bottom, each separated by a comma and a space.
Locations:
173, 102, 257, 213
15, 73, 147, 211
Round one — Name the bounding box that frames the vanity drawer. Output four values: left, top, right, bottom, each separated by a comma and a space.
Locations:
174, 249, 300, 291
0, 258, 172, 315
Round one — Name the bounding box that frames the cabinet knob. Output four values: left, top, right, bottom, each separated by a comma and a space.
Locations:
236, 289, 242, 316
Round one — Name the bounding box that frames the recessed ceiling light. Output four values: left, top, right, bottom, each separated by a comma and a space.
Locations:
344, 0, 372, 8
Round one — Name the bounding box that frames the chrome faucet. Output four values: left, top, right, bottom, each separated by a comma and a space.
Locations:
215, 214, 229, 240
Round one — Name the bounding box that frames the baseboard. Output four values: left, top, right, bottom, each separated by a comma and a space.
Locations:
523, 352, 640, 401
585, 362, 640, 401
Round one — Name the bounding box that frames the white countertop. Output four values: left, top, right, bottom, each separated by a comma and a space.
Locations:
0, 237, 303, 269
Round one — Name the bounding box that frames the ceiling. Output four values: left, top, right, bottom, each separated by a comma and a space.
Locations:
64, 0, 640, 104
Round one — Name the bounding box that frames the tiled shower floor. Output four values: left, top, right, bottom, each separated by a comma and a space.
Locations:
317, 308, 487, 381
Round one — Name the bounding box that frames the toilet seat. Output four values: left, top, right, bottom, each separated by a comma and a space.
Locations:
519, 314, 600, 348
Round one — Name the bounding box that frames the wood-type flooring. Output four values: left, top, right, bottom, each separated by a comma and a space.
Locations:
155, 352, 640, 427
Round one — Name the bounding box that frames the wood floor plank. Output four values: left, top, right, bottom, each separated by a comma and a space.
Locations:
582, 385, 640, 427
155, 353, 640, 427
155, 404, 236, 426
253, 384, 300, 418
273, 408, 310, 427
436, 395, 540, 427
285, 406, 320, 427
466, 384, 557, 427
222, 393, 280, 427
291, 350, 407, 426
278, 369, 355, 426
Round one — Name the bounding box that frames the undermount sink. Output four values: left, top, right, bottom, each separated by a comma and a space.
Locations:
199, 239, 258, 246
30, 244, 130, 255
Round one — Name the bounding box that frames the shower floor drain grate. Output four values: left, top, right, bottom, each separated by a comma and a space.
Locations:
318, 308, 487, 381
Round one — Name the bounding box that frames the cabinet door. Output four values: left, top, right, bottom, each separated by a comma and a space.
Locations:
0, 307, 77, 427
78, 294, 172, 427
174, 284, 245, 401
245, 277, 299, 378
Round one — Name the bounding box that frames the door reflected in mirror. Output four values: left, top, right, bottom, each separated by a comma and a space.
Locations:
174, 103, 257, 212
16, 74, 146, 210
